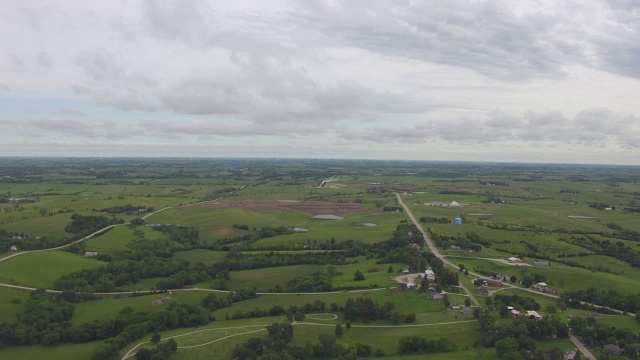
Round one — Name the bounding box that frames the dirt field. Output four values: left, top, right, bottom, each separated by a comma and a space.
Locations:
197, 200, 364, 215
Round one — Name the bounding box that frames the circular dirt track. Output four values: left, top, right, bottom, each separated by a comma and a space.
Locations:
305, 313, 338, 321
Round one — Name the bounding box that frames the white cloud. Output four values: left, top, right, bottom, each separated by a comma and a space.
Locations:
0, 0, 640, 163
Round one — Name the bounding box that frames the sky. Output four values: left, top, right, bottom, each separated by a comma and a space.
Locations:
1, 0, 640, 165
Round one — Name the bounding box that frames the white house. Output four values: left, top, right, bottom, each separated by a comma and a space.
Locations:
425, 269, 436, 281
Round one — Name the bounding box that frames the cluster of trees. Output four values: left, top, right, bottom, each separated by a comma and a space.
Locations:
64, 214, 123, 237
420, 216, 450, 224
54, 256, 191, 292
0, 290, 212, 359
428, 231, 485, 252
96, 204, 153, 214
397, 336, 457, 354
222, 251, 354, 271
152, 225, 199, 247
588, 202, 612, 211
232, 326, 381, 359
563, 287, 640, 314
284, 271, 333, 292
493, 294, 541, 312
201, 289, 258, 312
134, 338, 177, 360
570, 317, 639, 357
478, 312, 570, 359
343, 297, 414, 324
0, 232, 74, 252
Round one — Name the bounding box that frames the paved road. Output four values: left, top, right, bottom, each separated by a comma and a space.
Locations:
395, 193, 562, 301
396, 193, 481, 307
570, 334, 597, 359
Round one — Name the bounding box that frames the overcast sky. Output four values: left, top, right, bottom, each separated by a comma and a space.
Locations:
1, 0, 640, 164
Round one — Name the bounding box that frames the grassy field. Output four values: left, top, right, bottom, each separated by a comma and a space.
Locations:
2, 159, 640, 359
227, 264, 325, 291
84, 225, 168, 252
174, 249, 228, 267
72, 291, 209, 325
0, 251, 104, 288
0, 287, 30, 323
0, 340, 101, 360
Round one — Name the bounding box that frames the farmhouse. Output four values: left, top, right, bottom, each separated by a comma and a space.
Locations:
526, 310, 543, 320
507, 257, 522, 263
450, 245, 461, 250
425, 269, 436, 281
483, 279, 503, 287
475, 286, 489, 295
533, 282, 548, 292
460, 307, 473, 315
430, 291, 443, 300
510, 309, 521, 319
9, 245, 17, 251
450, 302, 461, 310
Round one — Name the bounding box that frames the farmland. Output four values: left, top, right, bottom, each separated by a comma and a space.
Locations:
0, 158, 639, 359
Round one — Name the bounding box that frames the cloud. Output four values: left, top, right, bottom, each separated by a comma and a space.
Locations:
0, 118, 130, 140
341, 108, 640, 148
55, 107, 86, 116
36, 52, 50, 69
291, 0, 568, 80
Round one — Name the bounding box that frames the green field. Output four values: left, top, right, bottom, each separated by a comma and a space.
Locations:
1, 159, 639, 360
227, 264, 325, 291
0, 251, 104, 288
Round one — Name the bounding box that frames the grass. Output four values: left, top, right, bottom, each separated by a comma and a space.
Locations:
72, 291, 209, 325
0, 251, 104, 288
451, 257, 640, 294
332, 259, 407, 289
291, 320, 482, 355
0, 287, 30, 323
174, 249, 229, 267
84, 225, 167, 252
0, 341, 101, 360
227, 264, 325, 291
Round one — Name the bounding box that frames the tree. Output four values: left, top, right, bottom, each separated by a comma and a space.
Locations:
354, 270, 365, 281
473, 307, 482, 319
39, 208, 47, 217
464, 298, 471, 307
443, 294, 450, 308
293, 311, 305, 322
387, 266, 394, 273
150, 332, 161, 344
345, 321, 351, 330
405, 313, 416, 323
334, 324, 343, 336
495, 337, 518, 358
485, 297, 494, 310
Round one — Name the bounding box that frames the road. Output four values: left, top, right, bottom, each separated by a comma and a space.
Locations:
395, 193, 562, 301
395, 193, 481, 307
396, 193, 603, 358
570, 334, 597, 359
